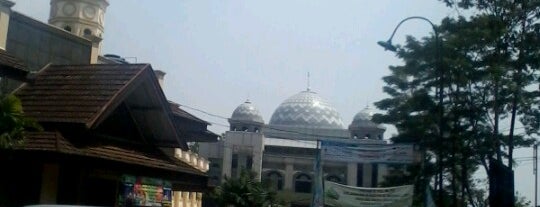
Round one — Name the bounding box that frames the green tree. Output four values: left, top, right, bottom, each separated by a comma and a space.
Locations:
374, 1, 540, 206
210, 170, 282, 207
0, 94, 41, 149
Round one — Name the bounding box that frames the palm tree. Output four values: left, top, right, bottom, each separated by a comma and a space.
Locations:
210, 170, 282, 207
0, 94, 41, 148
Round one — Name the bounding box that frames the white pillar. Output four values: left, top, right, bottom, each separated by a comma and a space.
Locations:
284, 159, 294, 190
173, 191, 183, 207
196, 193, 202, 207
182, 192, 189, 207
190, 192, 196, 207
222, 144, 232, 179
252, 151, 263, 181
362, 163, 372, 187
347, 162, 357, 186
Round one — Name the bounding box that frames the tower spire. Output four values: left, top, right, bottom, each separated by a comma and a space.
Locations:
307, 72, 311, 91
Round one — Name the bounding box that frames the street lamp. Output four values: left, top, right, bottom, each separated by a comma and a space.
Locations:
377, 16, 444, 206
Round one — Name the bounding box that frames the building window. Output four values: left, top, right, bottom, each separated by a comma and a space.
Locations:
84, 28, 92, 35
231, 154, 239, 177
265, 171, 283, 190
365, 134, 371, 139
294, 173, 312, 193
231, 154, 238, 168
242, 127, 248, 131
246, 156, 253, 170
326, 175, 342, 184
64, 25, 72, 32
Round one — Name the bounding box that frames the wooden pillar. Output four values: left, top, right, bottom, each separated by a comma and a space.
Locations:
39, 163, 59, 204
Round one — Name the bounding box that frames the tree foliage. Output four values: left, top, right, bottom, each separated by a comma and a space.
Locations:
375, 1, 540, 206
0, 94, 41, 149
210, 170, 283, 207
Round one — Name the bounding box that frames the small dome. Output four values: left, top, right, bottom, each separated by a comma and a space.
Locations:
350, 106, 382, 129
269, 90, 343, 129
353, 106, 374, 122
230, 100, 264, 124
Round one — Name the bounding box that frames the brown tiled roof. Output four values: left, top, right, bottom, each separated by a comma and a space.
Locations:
21, 131, 204, 175
15, 64, 149, 126
169, 101, 209, 124
0, 49, 28, 81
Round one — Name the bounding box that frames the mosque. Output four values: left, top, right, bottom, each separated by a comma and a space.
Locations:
198, 87, 397, 206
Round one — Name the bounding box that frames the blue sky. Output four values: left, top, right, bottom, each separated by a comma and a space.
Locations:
12, 0, 536, 203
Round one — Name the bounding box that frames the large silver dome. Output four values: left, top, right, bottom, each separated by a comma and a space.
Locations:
269, 90, 344, 129
230, 100, 264, 124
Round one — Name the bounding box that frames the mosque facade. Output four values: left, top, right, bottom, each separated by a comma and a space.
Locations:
198, 89, 394, 206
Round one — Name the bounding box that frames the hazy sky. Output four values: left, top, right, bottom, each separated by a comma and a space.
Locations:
12, 0, 536, 203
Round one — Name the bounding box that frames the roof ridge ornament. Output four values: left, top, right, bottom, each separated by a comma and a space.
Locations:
307, 72, 311, 92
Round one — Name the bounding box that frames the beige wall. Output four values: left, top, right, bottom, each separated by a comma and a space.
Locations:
0, 0, 13, 50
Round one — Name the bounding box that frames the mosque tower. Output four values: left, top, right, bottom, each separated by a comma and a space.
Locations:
349, 106, 386, 139
48, 0, 109, 63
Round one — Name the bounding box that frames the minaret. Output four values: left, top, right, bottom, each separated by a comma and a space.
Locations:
48, 0, 108, 63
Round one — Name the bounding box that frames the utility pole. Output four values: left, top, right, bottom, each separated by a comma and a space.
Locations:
534, 143, 538, 207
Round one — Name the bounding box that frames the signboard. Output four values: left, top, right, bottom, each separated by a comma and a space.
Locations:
117, 175, 172, 207
324, 181, 413, 207
321, 141, 414, 163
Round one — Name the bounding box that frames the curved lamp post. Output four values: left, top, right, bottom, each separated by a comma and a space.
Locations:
377, 16, 445, 206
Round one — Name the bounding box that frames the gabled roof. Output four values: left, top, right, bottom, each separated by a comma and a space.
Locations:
15, 64, 186, 148
169, 101, 220, 142
0, 49, 28, 81
15, 64, 146, 125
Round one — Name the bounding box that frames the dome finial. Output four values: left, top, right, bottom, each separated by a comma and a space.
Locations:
307, 72, 311, 91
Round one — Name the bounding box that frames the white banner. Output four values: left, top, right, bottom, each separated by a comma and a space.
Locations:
324, 181, 414, 207
321, 141, 414, 163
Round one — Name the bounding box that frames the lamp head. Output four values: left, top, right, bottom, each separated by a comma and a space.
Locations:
377, 40, 397, 52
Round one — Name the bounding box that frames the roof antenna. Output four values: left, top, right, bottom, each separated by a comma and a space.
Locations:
246, 92, 251, 103
307, 72, 311, 91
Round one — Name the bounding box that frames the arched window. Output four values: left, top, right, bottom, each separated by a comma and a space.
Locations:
265, 171, 283, 190
326, 175, 342, 184
84, 28, 92, 35
254, 127, 259, 133
63, 25, 72, 32
242, 127, 248, 131
294, 173, 312, 193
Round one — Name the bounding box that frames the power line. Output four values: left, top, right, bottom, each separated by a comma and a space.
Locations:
180, 104, 230, 120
